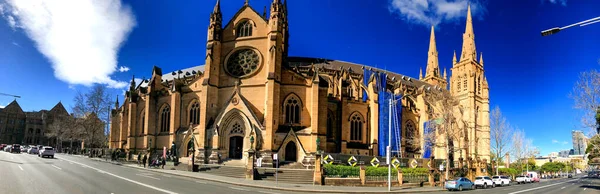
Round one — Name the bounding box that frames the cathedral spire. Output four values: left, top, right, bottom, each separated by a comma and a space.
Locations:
115, 95, 119, 109
419, 67, 423, 80
245, 0, 249, 6
453, 50, 457, 65
460, 3, 477, 62
129, 75, 136, 91
214, 0, 221, 13
443, 68, 447, 79
479, 52, 484, 66
425, 25, 440, 79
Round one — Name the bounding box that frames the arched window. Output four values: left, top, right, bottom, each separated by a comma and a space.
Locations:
456, 78, 461, 91
405, 120, 418, 152
463, 79, 467, 91
477, 77, 481, 94
160, 105, 171, 133
36, 129, 41, 134
140, 111, 145, 135
347, 85, 354, 98
284, 95, 301, 124
327, 110, 335, 139
236, 21, 253, 37
230, 122, 244, 135
350, 113, 363, 141
189, 101, 200, 125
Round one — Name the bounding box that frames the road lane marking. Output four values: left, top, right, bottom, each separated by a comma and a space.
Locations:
195, 181, 206, 184
58, 158, 178, 194
561, 186, 565, 189
136, 174, 160, 180
52, 165, 62, 170
229, 187, 249, 191
18, 165, 23, 171
508, 179, 579, 194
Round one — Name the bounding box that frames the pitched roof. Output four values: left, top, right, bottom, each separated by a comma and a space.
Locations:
49, 101, 69, 115
1, 99, 24, 114
286, 57, 432, 89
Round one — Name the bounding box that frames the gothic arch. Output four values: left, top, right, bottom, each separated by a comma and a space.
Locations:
349, 111, 365, 142
282, 93, 302, 125
158, 103, 171, 133
187, 99, 200, 126
235, 19, 255, 37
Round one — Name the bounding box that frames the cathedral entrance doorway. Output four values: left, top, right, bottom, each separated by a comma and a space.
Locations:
229, 136, 243, 159
285, 142, 297, 162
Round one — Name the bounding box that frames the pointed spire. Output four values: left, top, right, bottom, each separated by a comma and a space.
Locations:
245, 0, 249, 6
453, 50, 457, 65
213, 0, 221, 13
460, 3, 477, 62
443, 68, 447, 79
115, 95, 119, 108
425, 25, 440, 79
479, 52, 484, 66
419, 68, 423, 80
263, 6, 267, 18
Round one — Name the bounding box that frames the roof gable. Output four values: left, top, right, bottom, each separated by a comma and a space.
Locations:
49, 102, 69, 116
223, 5, 268, 31
2, 100, 24, 114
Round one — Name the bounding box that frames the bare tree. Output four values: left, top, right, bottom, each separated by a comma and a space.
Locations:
72, 84, 113, 148
490, 106, 512, 175
423, 89, 470, 179
571, 69, 600, 137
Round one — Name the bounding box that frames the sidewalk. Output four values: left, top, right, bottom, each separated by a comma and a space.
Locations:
73, 154, 444, 193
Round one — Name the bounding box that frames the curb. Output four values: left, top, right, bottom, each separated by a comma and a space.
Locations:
115, 162, 444, 193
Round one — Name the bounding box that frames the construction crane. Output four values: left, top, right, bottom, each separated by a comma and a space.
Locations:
0, 92, 20, 98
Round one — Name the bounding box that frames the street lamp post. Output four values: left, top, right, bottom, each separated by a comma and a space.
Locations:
541, 16, 600, 36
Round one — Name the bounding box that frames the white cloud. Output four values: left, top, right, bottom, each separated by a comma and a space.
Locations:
388, 0, 486, 27
544, 0, 567, 6
0, 105, 4, 109
11, 41, 20, 47
0, 0, 136, 89
552, 139, 559, 144
118, 66, 130, 72
562, 141, 569, 145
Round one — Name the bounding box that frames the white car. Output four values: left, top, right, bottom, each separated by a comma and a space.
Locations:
474, 176, 495, 188
28, 147, 39, 154
516, 175, 529, 184
492, 175, 511, 186
38, 146, 55, 158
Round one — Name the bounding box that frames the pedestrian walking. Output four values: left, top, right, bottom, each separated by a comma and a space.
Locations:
161, 156, 166, 169
142, 154, 147, 168
137, 153, 142, 166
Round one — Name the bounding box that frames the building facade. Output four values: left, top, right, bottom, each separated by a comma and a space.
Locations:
572, 130, 588, 155
0, 100, 69, 145
109, 1, 490, 165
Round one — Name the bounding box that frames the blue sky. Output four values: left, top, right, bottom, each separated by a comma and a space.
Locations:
0, 0, 598, 156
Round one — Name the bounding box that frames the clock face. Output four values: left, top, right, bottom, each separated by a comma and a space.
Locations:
225, 49, 261, 78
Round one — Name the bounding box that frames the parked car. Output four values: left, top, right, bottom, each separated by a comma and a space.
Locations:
527, 172, 540, 182
516, 175, 529, 184
28, 147, 39, 154
568, 174, 573, 178
492, 175, 511, 186
39, 146, 55, 158
0, 144, 6, 150
20, 146, 28, 153
445, 177, 475, 191
474, 176, 495, 188
3, 145, 11, 152
11, 144, 21, 153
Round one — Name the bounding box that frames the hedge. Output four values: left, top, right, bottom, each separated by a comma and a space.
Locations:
324, 164, 429, 177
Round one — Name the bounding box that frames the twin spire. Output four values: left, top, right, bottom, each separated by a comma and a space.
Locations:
459, 4, 477, 63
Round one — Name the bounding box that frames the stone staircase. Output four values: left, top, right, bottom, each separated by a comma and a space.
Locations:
256, 168, 314, 184
198, 165, 246, 179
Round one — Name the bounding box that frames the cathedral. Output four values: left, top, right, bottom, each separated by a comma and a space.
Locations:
109, 0, 490, 166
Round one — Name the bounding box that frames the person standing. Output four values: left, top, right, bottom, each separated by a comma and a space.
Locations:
142, 153, 148, 168
137, 153, 142, 166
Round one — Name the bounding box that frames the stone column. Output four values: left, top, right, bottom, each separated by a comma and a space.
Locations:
245, 149, 255, 180
397, 168, 403, 185
313, 153, 323, 185
360, 165, 366, 185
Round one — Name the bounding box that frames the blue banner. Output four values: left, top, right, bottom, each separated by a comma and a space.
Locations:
422, 120, 435, 159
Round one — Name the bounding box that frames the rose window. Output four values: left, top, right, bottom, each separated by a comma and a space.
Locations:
225, 49, 260, 77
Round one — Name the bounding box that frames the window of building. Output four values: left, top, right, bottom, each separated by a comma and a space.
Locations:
36, 129, 41, 134
189, 101, 200, 125
160, 105, 171, 133
230, 122, 244, 135
225, 49, 260, 77
463, 79, 467, 91
236, 20, 253, 37
350, 113, 363, 141
456, 79, 461, 91
140, 113, 145, 135
405, 120, 418, 152
478, 77, 481, 94
284, 95, 301, 124
327, 111, 334, 139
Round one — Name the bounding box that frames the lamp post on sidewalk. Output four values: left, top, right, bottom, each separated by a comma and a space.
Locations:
541, 16, 600, 36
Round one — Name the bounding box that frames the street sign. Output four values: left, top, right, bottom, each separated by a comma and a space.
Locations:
410, 159, 418, 168
392, 158, 401, 169
348, 156, 358, 167
370, 157, 380, 167
323, 154, 334, 165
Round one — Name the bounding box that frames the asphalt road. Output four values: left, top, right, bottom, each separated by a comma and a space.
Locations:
0, 151, 295, 194
431, 175, 600, 194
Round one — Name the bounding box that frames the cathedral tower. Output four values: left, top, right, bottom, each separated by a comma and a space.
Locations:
421, 26, 447, 89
